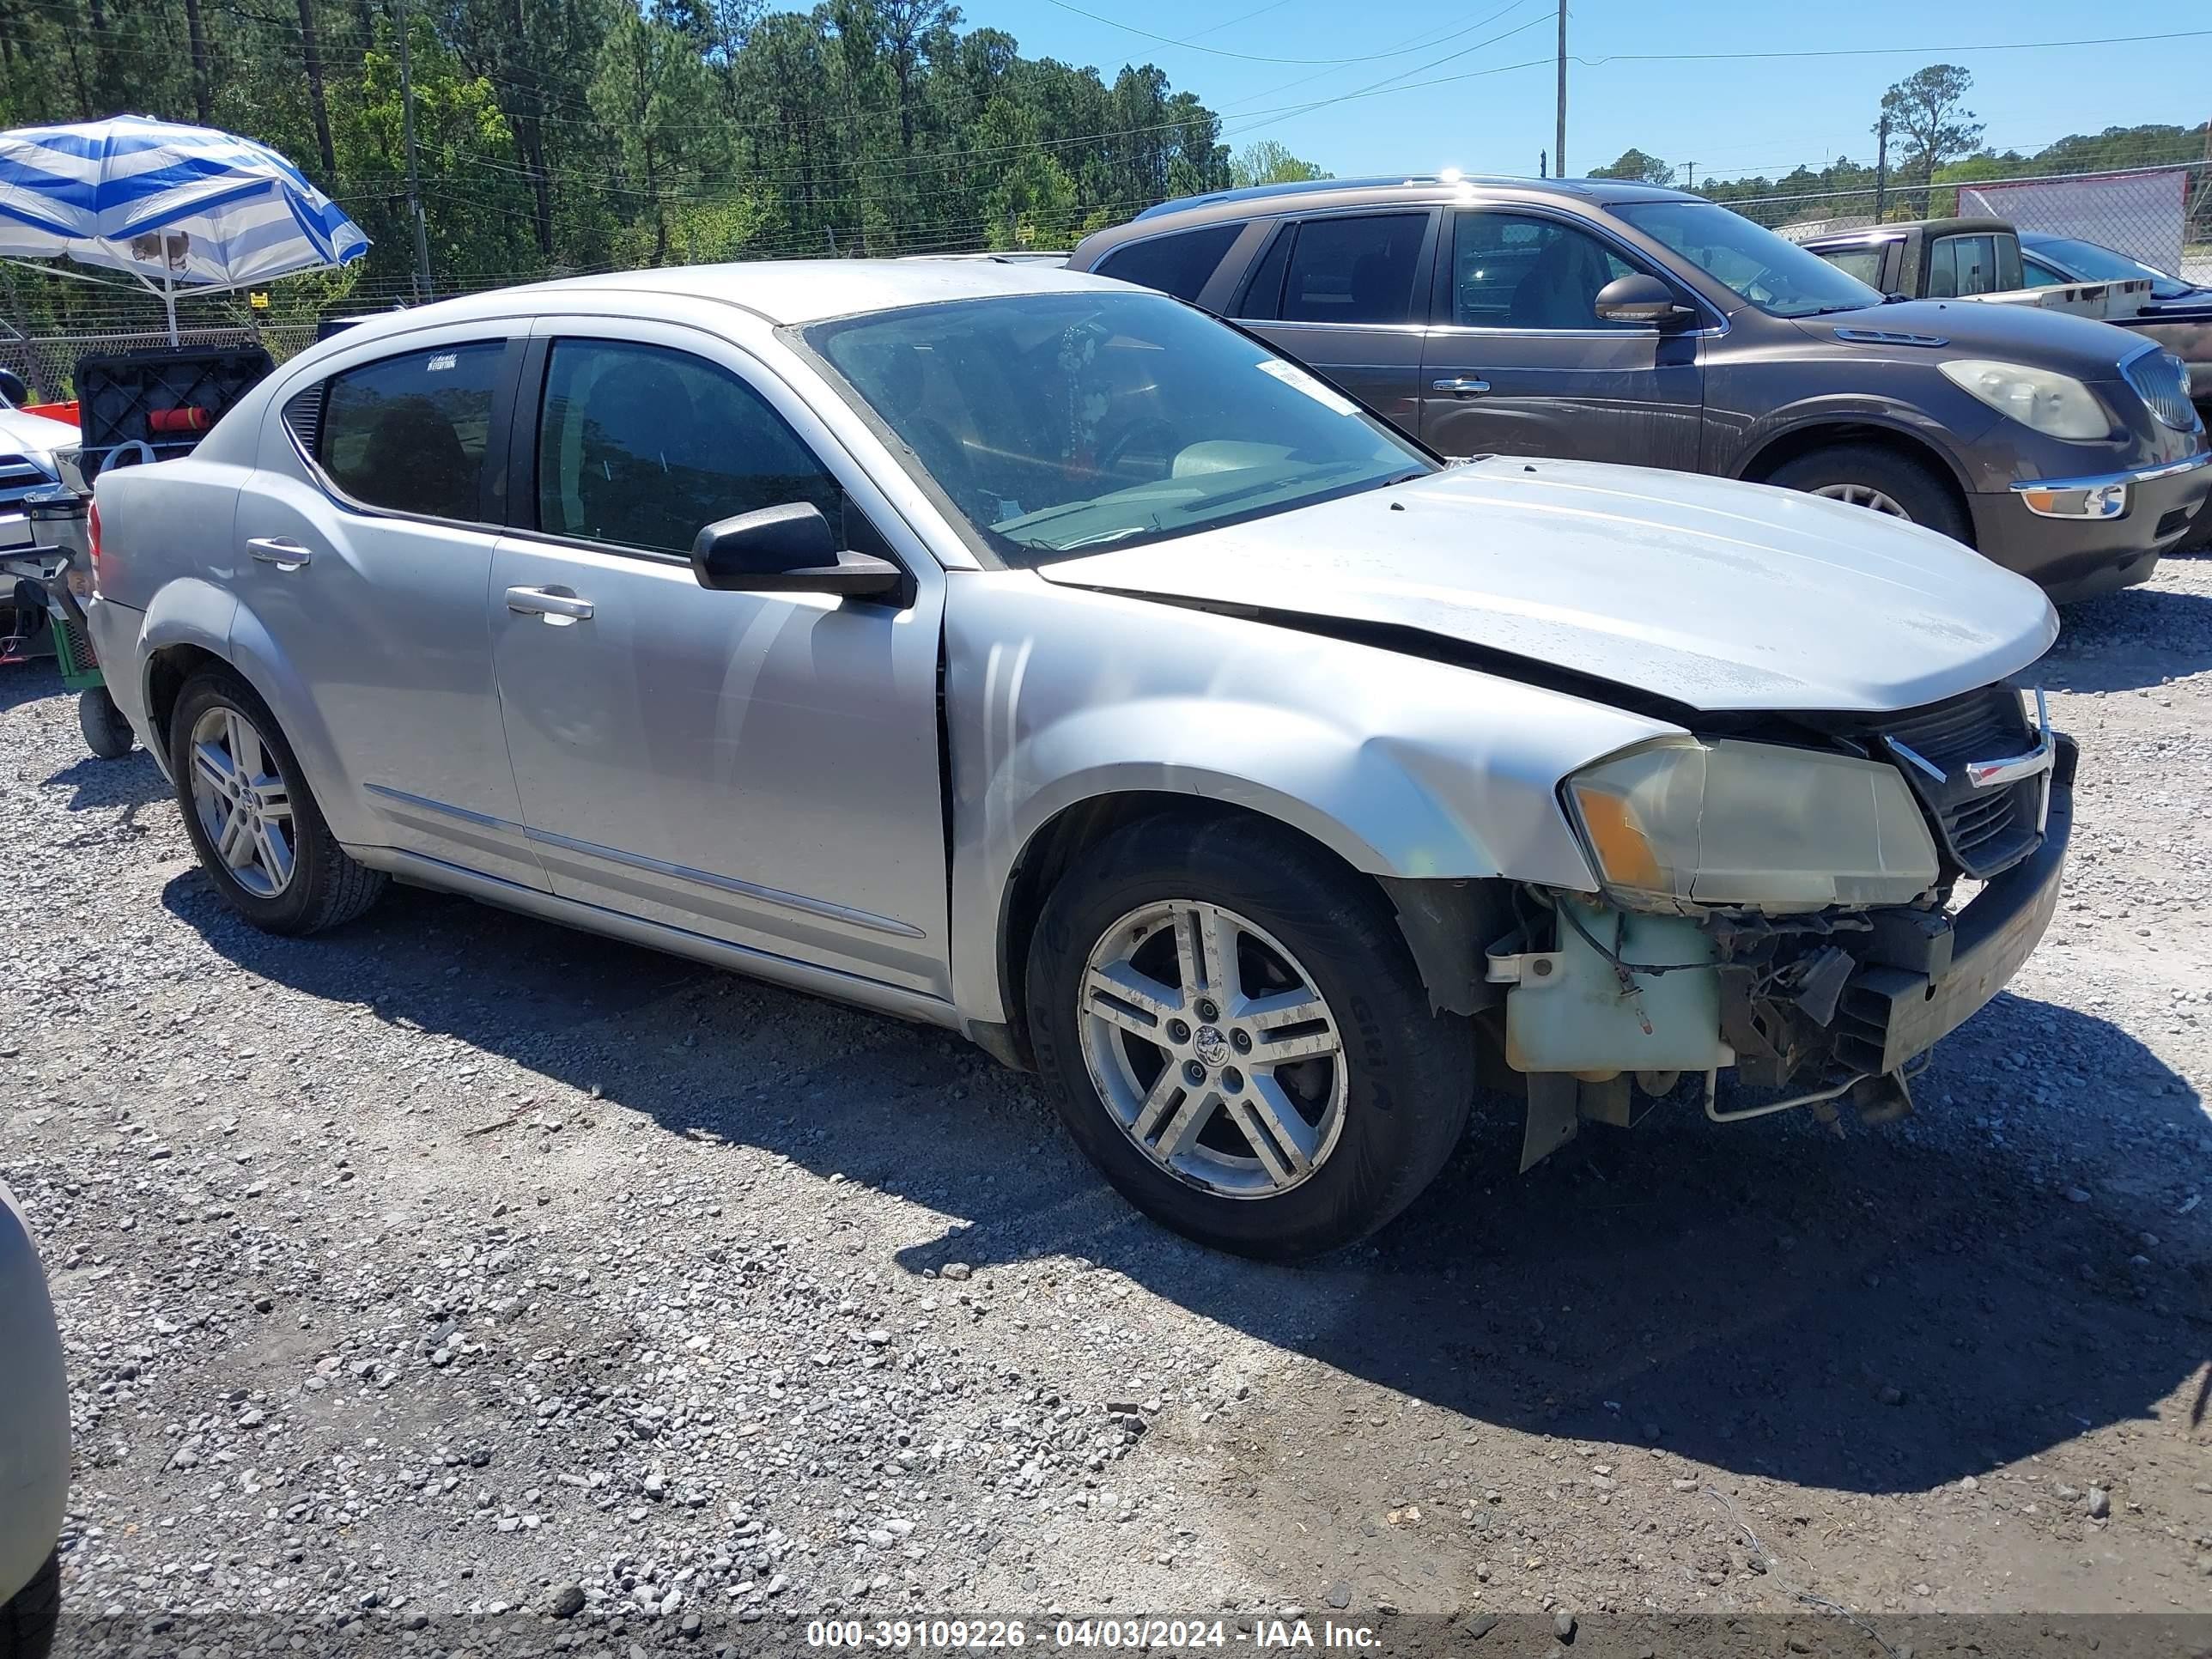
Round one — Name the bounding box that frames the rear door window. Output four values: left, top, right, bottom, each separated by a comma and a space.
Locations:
319, 343, 505, 522
1927, 234, 2017, 297
1092, 223, 1244, 302
1276, 213, 1427, 325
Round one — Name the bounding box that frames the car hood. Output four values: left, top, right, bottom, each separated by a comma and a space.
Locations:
1808, 295, 2154, 370
0, 404, 75, 461
1035, 458, 2058, 714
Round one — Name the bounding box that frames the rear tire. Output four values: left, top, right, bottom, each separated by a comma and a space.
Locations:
167, 665, 386, 935
1767, 443, 1971, 544
1027, 813, 1472, 1260
77, 687, 134, 759
0, 1549, 60, 1659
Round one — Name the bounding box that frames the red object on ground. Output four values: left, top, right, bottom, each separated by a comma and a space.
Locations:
23, 400, 79, 426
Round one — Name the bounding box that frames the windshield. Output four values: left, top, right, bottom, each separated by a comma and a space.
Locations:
802, 291, 1434, 564
2029, 235, 2194, 301
1613, 200, 1887, 318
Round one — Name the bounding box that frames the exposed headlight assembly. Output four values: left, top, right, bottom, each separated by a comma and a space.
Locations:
1939, 358, 2111, 441
1565, 738, 1940, 913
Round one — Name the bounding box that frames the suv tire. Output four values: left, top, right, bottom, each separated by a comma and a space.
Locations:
1027, 813, 1472, 1260
167, 666, 386, 935
1767, 444, 1971, 544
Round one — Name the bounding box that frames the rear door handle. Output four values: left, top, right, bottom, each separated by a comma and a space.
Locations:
505, 586, 594, 623
246, 537, 313, 570
1431, 377, 1491, 397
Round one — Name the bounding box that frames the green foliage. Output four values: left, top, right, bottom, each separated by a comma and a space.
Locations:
1589, 147, 1673, 185
1229, 141, 1328, 189
0, 0, 1234, 318
1876, 64, 1983, 185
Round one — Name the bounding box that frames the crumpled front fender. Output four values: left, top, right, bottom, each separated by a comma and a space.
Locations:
941, 573, 1679, 1027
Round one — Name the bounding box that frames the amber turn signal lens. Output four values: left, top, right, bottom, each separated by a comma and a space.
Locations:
1570, 786, 1664, 891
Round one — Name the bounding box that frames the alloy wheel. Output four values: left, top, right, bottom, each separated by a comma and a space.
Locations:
1811, 482, 1912, 519
1077, 899, 1347, 1199
187, 704, 296, 897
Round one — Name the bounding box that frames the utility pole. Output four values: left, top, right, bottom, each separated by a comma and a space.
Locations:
395, 0, 434, 301
1874, 112, 1890, 224
1681, 161, 1696, 192
1553, 0, 1566, 179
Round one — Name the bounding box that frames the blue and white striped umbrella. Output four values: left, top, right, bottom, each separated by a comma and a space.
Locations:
0, 114, 367, 311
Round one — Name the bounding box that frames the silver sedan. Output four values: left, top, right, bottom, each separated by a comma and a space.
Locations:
88, 259, 2069, 1256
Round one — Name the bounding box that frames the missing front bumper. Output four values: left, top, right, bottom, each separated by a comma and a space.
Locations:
1492, 743, 2073, 1166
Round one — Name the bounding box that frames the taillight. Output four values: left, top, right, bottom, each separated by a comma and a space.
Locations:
87, 501, 103, 592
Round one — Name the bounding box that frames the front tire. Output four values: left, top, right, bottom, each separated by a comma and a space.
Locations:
1767, 443, 1971, 544
1027, 814, 1472, 1260
167, 666, 386, 935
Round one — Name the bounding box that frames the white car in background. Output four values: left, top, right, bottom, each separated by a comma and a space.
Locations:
0, 369, 75, 545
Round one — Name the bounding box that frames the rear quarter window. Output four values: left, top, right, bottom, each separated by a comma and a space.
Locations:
1091, 223, 1244, 302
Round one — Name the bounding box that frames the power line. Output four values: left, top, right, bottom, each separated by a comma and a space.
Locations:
1035, 0, 1552, 67
1575, 27, 2212, 66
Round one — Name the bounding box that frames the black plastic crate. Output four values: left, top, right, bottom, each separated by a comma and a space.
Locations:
73, 345, 274, 474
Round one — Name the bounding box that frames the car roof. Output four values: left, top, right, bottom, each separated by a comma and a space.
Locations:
1119, 173, 1696, 228
325, 258, 1126, 339
1801, 216, 2011, 248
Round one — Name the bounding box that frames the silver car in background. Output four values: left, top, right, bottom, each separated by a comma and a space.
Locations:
88, 261, 2069, 1257
1, 1179, 68, 1659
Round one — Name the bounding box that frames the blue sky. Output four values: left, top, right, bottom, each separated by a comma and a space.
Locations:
981, 0, 2210, 185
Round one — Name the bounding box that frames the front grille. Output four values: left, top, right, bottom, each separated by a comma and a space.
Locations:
0, 452, 55, 509
1872, 687, 2043, 879
2123, 348, 2201, 432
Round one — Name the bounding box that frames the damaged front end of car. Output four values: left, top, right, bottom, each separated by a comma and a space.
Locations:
1485, 684, 2073, 1169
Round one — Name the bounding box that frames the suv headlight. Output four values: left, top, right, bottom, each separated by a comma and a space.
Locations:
1939, 359, 2110, 441
1565, 738, 1939, 913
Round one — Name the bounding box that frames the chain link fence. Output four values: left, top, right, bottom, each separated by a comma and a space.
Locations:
2, 324, 319, 404
1710, 160, 2212, 286
3, 158, 2206, 401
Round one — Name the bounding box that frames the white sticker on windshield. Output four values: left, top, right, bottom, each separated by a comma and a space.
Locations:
426, 352, 458, 373
1254, 356, 1358, 416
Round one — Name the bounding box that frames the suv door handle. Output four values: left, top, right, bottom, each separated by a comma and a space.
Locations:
1431, 377, 1491, 397
246, 537, 313, 570
505, 586, 594, 623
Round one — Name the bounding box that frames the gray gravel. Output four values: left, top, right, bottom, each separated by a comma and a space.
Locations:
5, 556, 2212, 1655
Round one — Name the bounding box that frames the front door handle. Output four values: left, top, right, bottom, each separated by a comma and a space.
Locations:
505, 586, 594, 624
246, 537, 313, 570
1431, 377, 1491, 398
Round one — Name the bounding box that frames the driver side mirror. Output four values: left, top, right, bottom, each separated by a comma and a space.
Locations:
0, 368, 27, 406
1593, 274, 1698, 329
690, 502, 905, 599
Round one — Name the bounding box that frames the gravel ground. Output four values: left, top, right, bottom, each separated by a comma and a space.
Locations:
4, 558, 2212, 1657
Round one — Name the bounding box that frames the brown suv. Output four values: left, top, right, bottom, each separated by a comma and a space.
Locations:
1068, 175, 2209, 602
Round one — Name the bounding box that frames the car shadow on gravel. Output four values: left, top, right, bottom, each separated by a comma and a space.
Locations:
45, 748, 169, 817
2037, 575, 2212, 693
2, 658, 64, 713
171, 872, 2210, 1499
